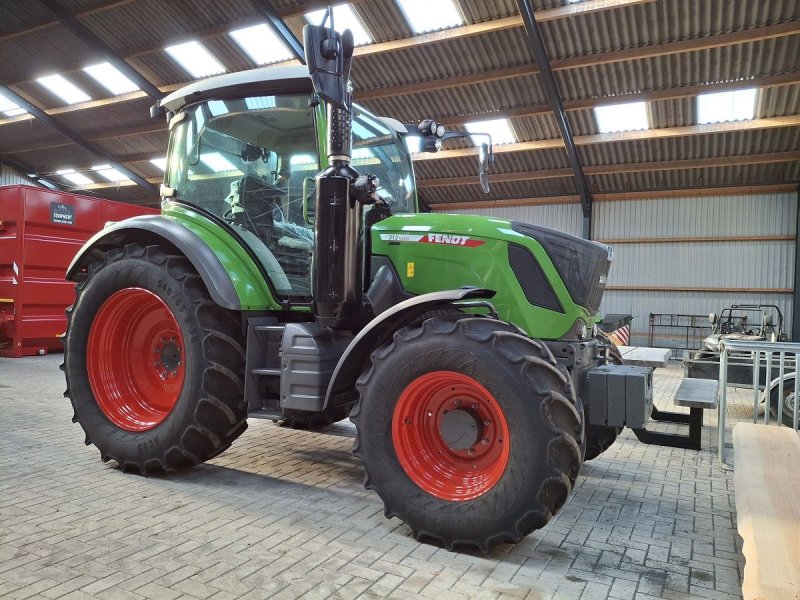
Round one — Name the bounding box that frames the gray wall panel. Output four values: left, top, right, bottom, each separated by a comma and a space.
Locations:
437, 202, 583, 236
0, 165, 41, 187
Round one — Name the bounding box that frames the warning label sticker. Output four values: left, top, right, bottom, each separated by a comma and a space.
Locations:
51, 202, 75, 225
380, 232, 485, 248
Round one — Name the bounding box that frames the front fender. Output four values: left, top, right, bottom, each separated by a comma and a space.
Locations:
66, 215, 274, 310
324, 287, 495, 407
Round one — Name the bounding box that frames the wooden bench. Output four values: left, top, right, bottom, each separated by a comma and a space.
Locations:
634, 377, 718, 450
733, 423, 800, 600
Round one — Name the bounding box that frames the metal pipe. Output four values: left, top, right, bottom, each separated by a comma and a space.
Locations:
778, 352, 785, 424
718, 343, 728, 466
752, 350, 760, 424
515, 0, 593, 238
765, 351, 773, 424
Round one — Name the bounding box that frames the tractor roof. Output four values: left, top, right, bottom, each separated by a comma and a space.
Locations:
159, 65, 311, 113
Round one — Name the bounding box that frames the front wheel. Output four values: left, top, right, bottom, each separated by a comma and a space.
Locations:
353, 317, 583, 552
62, 244, 247, 473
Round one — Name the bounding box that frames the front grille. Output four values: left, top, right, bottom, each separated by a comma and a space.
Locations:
511, 221, 610, 314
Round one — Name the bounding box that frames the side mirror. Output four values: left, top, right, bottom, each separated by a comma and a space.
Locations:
708, 312, 718, 325
302, 177, 316, 224
479, 142, 494, 194
302, 23, 354, 109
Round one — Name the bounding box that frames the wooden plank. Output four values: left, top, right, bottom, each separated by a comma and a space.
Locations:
733, 423, 800, 600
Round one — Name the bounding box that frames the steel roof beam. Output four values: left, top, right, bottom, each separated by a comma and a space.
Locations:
0, 85, 157, 194
36, 0, 163, 101
249, 0, 305, 63
516, 0, 592, 237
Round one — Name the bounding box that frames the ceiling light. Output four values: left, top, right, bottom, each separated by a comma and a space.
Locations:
37, 74, 91, 104
464, 118, 516, 145
306, 5, 372, 46
594, 101, 649, 133
0, 93, 25, 117
91, 164, 128, 182
230, 24, 293, 65
200, 152, 237, 172
697, 88, 757, 124
165, 41, 226, 78
83, 62, 140, 95
397, 0, 463, 33
149, 157, 167, 171
57, 168, 93, 186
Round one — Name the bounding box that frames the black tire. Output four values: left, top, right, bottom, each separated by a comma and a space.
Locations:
768, 379, 797, 427
62, 244, 247, 474
352, 317, 583, 552
583, 337, 623, 461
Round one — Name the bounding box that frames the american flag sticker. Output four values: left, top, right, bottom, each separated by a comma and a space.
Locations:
607, 324, 630, 346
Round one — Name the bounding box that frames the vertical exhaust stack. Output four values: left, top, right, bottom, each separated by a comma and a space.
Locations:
304, 21, 376, 329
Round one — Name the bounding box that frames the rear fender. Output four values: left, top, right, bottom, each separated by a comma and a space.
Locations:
66, 215, 277, 310
324, 287, 495, 407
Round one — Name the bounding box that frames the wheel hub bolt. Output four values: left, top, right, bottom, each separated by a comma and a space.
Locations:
161, 337, 167, 343
482, 438, 489, 445
171, 371, 177, 376
468, 448, 475, 455
454, 399, 461, 407
472, 403, 478, 409
483, 419, 491, 425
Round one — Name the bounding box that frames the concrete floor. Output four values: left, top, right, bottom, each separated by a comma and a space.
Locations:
0, 355, 748, 600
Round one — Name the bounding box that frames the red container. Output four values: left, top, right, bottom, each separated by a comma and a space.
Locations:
0, 185, 158, 358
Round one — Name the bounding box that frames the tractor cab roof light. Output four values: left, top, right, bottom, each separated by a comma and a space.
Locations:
230, 24, 293, 65
594, 101, 649, 133
397, 0, 464, 33
83, 62, 140, 95
306, 4, 372, 46
697, 88, 757, 124
37, 74, 91, 104
165, 41, 227, 78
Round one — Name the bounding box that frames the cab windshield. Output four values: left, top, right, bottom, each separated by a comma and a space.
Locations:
164, 94, 416, 298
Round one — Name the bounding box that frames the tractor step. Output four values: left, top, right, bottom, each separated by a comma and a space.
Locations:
244, 317, 285, 412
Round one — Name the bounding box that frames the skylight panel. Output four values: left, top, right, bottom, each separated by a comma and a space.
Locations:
91, 164, 128, 182
306, 5, 372, 46
83, 62, 140, 95
57, 169, 93, 186
697, 88, 757, 124
0, 93, 25, 117
464, 118, 516, 145
245, 96, 277, 110
290, 154, 318, 167
37, 74, 91, 104
165, 41, 226, 78
594, 101, 649, 133
398, 0, 463, 33
200, 152, 237, 172
230, 24, 293, 65
149, 157, 167, 171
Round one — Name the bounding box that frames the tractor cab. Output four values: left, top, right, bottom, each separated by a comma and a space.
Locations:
158, 66, 417, 299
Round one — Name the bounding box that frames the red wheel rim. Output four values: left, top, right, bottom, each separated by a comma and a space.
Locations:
87, 288, 185, 432
392, 371, 510, 502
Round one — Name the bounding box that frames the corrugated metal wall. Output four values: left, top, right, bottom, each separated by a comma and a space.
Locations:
595, 192, 797, 348
434, 192, 797, 348
1, 164, 41, 187
437, 202, 584, 236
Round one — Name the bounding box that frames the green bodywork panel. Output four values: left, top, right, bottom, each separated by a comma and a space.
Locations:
161, 201, 281, 310
371, 213, 593, 340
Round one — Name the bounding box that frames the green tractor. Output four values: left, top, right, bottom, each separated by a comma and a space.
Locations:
63, 21, 652, 551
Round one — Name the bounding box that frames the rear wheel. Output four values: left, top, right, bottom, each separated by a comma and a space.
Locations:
769, 379, 798, 427
62, 244, 247, 473
353, 317, 583, 552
